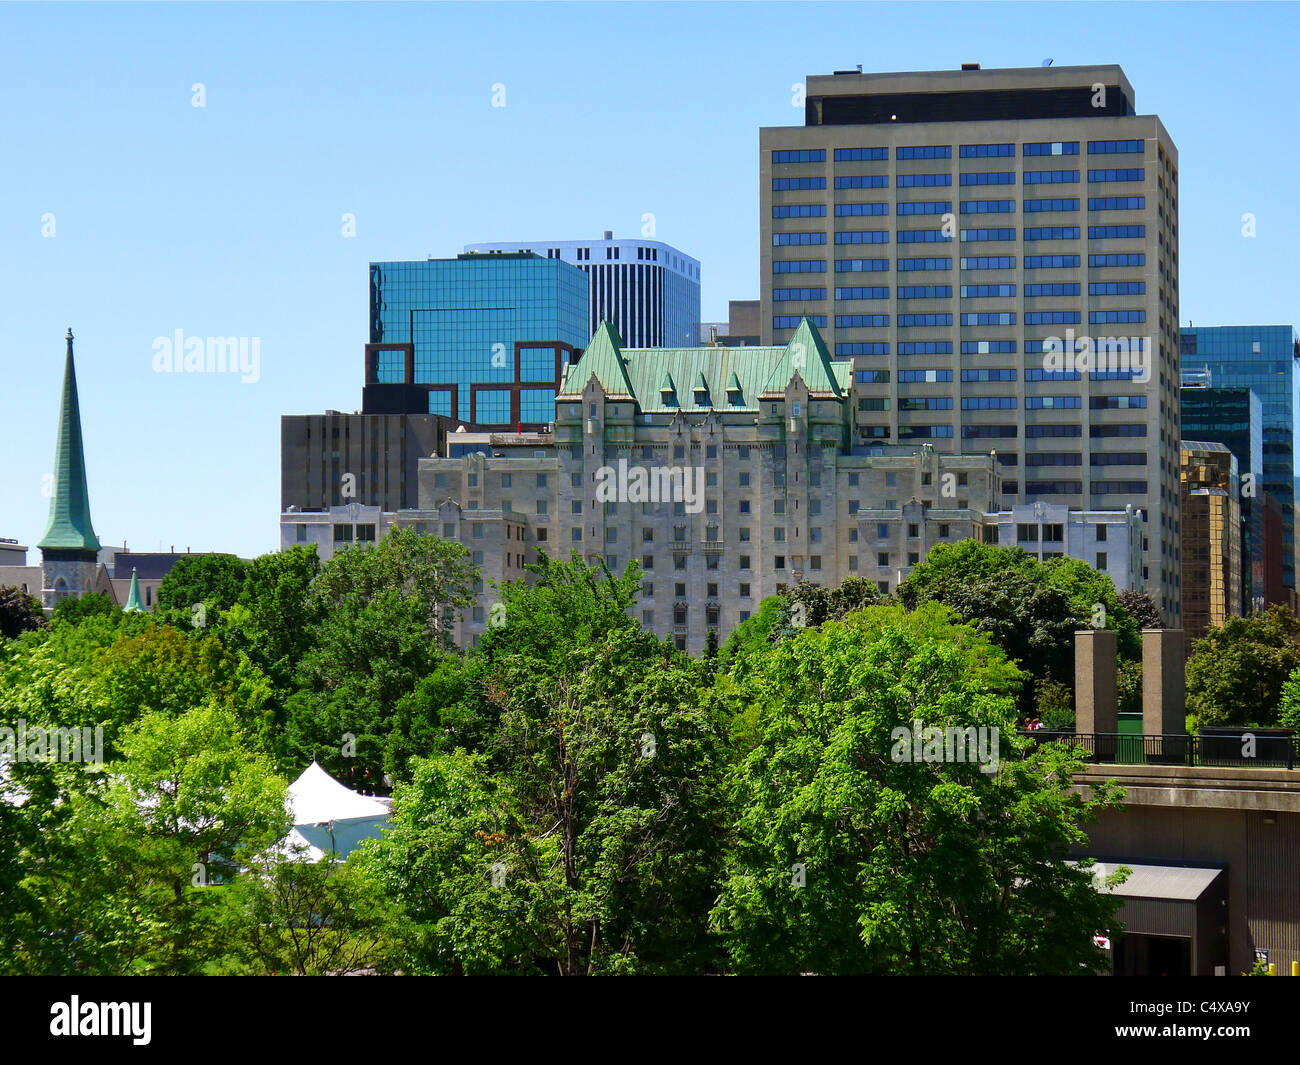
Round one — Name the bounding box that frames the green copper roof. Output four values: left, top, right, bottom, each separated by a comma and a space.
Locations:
760, 317, 843, 398
561, 317, 848, 414
123, 568, 145, 612
38, 330, 101, 552
568, 321, 635, 398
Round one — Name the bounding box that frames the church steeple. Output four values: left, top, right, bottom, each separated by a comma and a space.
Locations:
38, 329, 101, 555
123, 568, 145, 612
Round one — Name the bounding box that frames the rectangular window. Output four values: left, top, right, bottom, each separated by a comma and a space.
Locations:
835, 147, 888, 161
835, 175, 889, 189
897, 145, 951, 159
772, 149, 826, 163
960, 143, 1015, 158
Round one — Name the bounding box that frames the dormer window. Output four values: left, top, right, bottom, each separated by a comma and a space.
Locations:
693, 372, 710, 407
660, 372, 678, 408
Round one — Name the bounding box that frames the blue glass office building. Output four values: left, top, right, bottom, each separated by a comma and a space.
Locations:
463, 234, 701, 349
366, 254, 588, 427
1180, 325, 1300, 590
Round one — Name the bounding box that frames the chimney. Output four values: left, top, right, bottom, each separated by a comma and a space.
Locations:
603, 230, 613, 240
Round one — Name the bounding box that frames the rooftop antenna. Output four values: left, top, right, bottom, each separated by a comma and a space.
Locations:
1042, 58, 1054, 67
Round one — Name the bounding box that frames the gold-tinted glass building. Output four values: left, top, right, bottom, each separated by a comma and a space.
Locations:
1180, 440, 1242, 639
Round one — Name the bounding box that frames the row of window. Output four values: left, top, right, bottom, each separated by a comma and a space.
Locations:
773, 141, 1144, 163
764, 280, 1144, 301
958, 424, 1147, 439
775, 254, 1143, 276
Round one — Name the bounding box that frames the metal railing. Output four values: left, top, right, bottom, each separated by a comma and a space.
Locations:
1021, 730, 1299, 770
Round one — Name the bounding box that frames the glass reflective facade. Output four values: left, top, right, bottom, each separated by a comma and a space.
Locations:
1180, 386, 1264, 612
1181, 326, 1300, 590
462, 237, 701, 349
369, 254, 587, 426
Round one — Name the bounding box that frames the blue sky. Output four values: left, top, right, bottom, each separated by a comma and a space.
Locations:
2, 1, 1298, 561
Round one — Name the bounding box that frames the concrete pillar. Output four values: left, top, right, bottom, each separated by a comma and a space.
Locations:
1075, 629, 1118, 735
1142, 628, 1185, 736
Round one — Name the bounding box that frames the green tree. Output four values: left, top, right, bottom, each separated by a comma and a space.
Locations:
234, 852, 399, 975
155, 553, 249, 626
370, 555, 727, 975
1117, 659, 1143, 714
286, 530, 476, 786
50, 591, 118, 627
1119, 589, 1164, 631
1185, 606, 1300, 728
900, 550, 1079, 716
1035, 676, 1074, 730
6, 704, 288, 974
1041, 555, 1139, 661
0, 585, 47, 640
710, 603, 1125, 975
223, 545, 321, 693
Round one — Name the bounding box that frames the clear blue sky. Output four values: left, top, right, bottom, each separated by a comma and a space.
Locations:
3, 1, 1298, 561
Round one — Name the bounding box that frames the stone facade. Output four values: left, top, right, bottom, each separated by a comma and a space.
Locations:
386, 321, 1143, 653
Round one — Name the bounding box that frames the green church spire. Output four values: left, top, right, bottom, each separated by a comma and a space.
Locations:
123, 568, 145, 612
38, 329, 101, 553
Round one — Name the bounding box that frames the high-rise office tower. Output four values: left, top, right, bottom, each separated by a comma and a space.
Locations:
365, 253, 588, 428
760, 63, 1182, 624
1179, 383, 1267, 612
463, 232, 701, 348
1180, 325, 1300, 595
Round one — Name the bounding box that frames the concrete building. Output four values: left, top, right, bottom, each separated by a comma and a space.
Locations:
1180, 441, 1243, 639
281, 503, 394, 563
280, 411, 455, 514
700, 300, 761, 347
464, 232, 701, 349
0, 540, 26, 567
365, 252, 588, 428
760, 63, 1181, 627
1068, 629, 1300, 976
1180, 325, 1300, 597
378, 319, 1143, 652
982, 501, 1144, 592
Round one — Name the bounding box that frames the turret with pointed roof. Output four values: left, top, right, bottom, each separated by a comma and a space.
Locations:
38, 330, 114, 611
123, 568, 145, 612
38, 329, 101, 556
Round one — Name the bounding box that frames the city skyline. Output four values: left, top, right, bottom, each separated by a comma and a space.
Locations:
3, 2, 1300, 560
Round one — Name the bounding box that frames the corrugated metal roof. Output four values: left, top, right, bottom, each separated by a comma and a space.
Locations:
1077, 861, 1225, 901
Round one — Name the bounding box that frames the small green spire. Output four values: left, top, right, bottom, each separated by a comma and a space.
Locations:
123, 568, 145, 612
38, 329, 102, 553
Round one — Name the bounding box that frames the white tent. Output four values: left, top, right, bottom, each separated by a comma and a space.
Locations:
286, 762, 392, 859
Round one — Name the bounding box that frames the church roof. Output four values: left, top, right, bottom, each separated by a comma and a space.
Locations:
38, 330, 101, 553
558, 317, 847, 413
